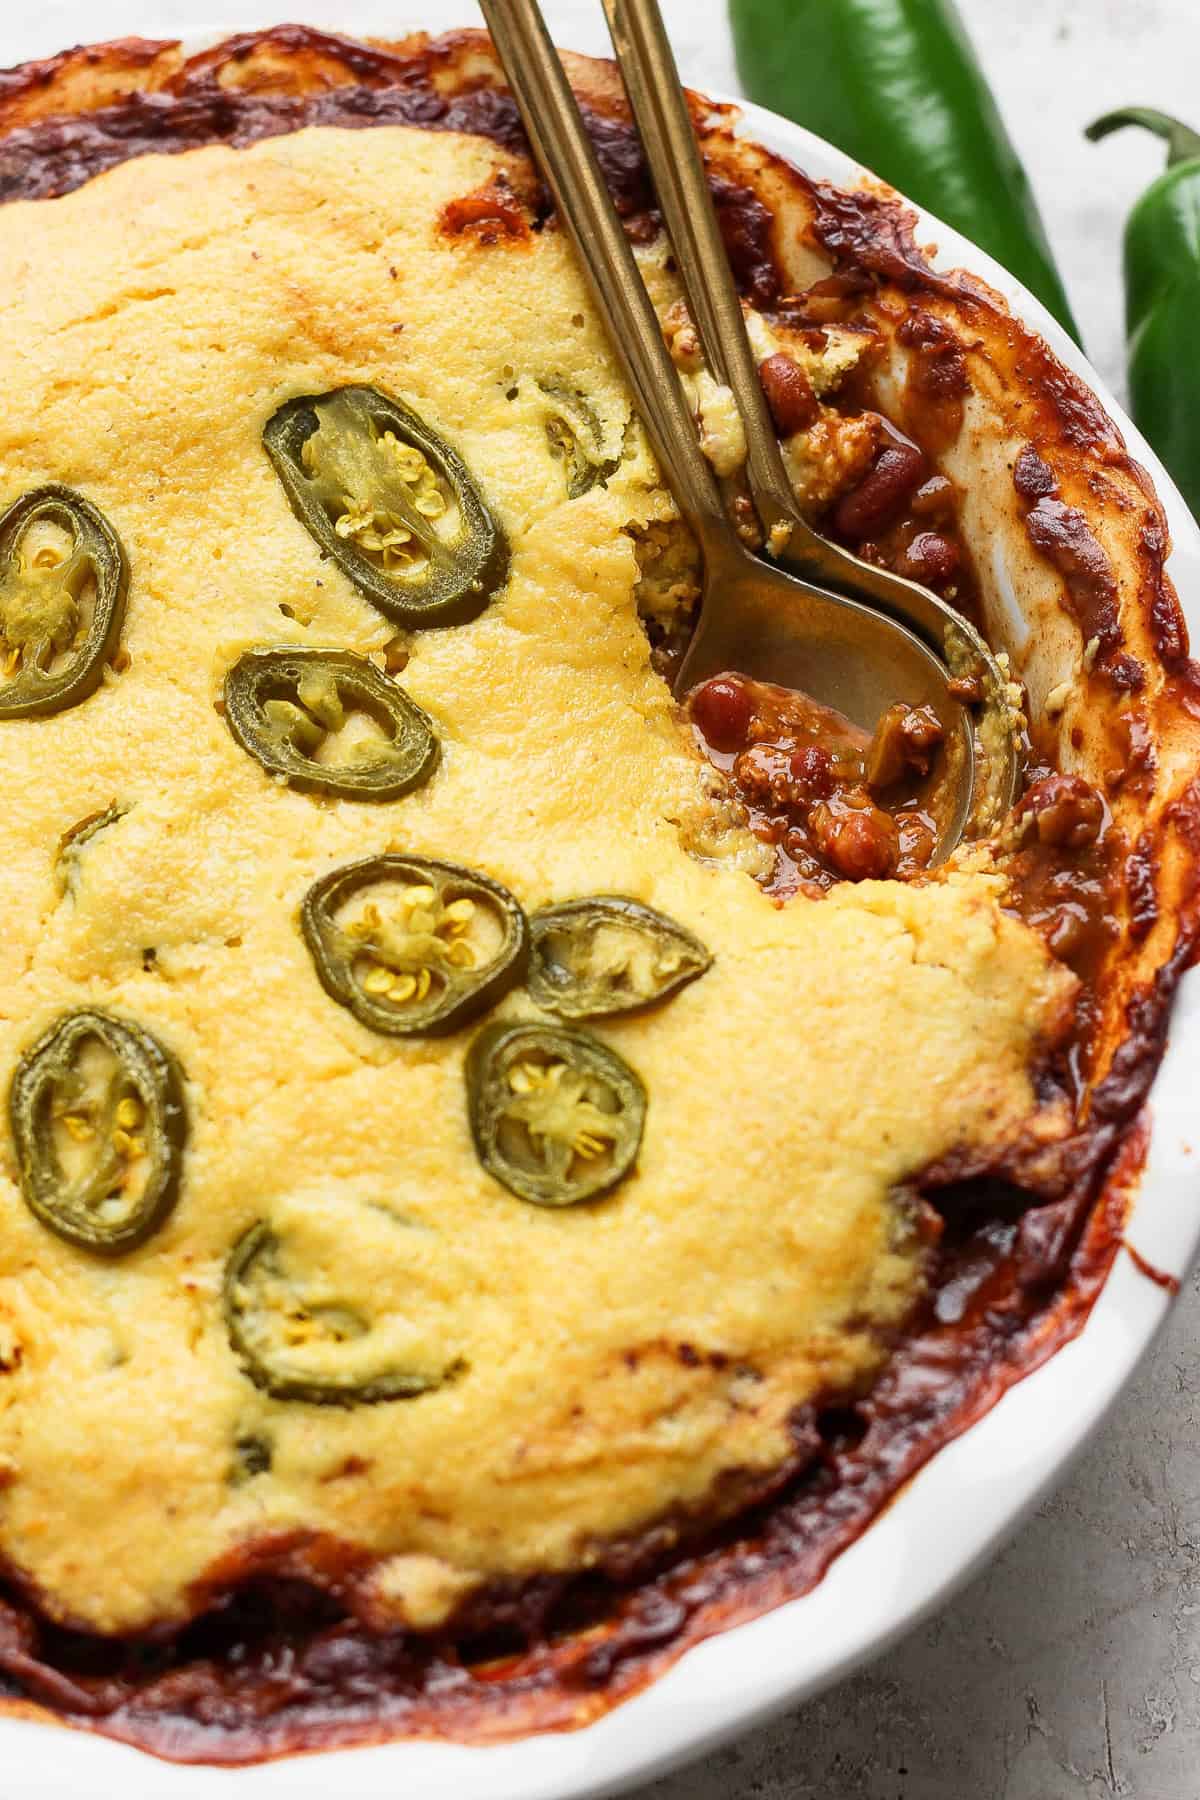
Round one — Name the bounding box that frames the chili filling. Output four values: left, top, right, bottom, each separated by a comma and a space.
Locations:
691, 672, 944, 889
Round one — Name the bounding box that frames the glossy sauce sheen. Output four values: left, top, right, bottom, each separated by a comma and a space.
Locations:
690, 674, 943, 889
0, 23, 1195, 1767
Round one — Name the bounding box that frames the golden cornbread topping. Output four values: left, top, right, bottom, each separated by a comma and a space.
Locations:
0, 117, 1074, 1642
0, 25, 1194, 1767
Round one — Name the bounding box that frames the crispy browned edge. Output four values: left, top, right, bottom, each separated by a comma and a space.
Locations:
0, 21, 1196, 1766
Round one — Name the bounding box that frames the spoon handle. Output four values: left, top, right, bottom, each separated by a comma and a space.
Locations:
601, 0, 799, 545
598, 0, 983, 650
478, 0, 727, 541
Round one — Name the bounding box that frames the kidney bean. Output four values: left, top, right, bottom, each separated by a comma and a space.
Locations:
1018, 773, 1105, 849
910, 474, 955, 518
811, 801, 899, 881
896, 531, 961, 587
690, 676, 754, 752
833, 440, 927, 541
788, 744, 835, 801
758, 353, 819, 437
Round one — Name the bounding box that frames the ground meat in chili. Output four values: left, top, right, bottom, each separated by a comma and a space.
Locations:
690, 672, 943, 889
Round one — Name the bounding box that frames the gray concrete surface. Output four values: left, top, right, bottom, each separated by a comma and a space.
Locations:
642, 1260, 1200, 1800
5, 2, 1200, 1794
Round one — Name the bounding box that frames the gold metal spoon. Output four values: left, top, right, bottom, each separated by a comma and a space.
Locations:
479, 0, 1020, 855
599, 0, 1020, 675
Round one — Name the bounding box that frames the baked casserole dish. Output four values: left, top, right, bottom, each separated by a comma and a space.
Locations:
0, 23, 1194, 1766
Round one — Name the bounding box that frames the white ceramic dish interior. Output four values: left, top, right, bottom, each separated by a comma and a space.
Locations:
0, 16, 1197, 1799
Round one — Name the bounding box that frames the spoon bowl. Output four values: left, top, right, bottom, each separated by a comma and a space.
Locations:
600, 0, 1019, 848
677, 525, 977, 859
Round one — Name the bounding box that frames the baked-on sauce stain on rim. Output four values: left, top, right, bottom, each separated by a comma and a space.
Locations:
0, 23, 1196, 1766
1124, 1242, 1182, 1295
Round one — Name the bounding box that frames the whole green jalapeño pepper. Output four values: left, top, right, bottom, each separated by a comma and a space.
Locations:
729, 0, 1081, 343
1086, 109, 1200, 519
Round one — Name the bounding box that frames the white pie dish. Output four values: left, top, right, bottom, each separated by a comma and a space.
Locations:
0, 15, 1196, 1799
